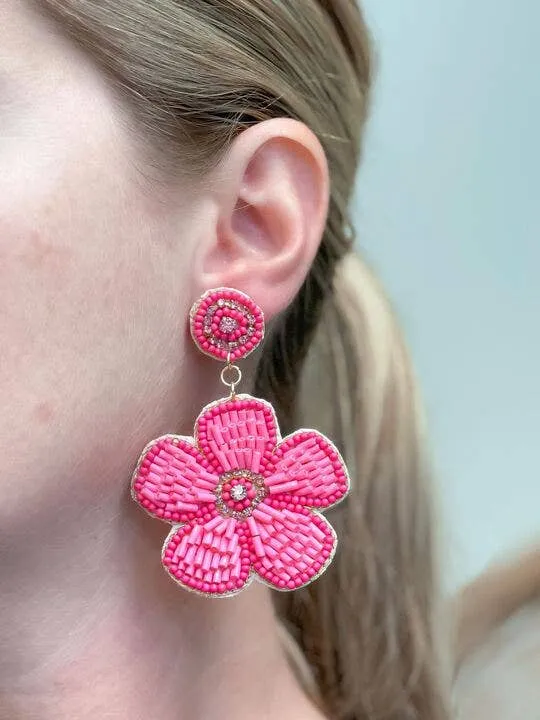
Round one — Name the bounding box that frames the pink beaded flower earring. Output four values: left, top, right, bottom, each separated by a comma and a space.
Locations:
131, 288, 350, 597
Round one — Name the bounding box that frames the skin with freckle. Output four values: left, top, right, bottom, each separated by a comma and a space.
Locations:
0, 1, 209, 535
0, 4, 333, 719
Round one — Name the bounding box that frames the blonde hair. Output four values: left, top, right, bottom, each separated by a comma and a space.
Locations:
38, 1, 450, 717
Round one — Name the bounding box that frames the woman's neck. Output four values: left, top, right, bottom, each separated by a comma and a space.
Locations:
0, 497, 320, 720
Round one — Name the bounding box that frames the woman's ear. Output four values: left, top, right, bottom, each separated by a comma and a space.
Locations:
196, 118, 329, 320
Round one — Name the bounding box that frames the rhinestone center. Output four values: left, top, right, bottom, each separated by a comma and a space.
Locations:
215, 470, 267, 520
219, 316, 238, 334
230, 483, 247, 501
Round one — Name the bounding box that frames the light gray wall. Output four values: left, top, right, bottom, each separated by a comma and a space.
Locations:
353, 0, 539, 588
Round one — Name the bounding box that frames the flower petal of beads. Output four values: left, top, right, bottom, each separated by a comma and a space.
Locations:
131, 435, 219, 523
161, 515, 252, 596
196, 395, 278, 475
263, 430, 350, 509
247, 503, 337, 590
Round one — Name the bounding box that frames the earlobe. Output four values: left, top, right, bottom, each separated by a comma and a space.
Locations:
199, 119, 329, 320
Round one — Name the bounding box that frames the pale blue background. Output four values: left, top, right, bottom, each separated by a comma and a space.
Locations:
354, 0, 539, 588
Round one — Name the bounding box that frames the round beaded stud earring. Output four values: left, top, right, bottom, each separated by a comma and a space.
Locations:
131, 288, 350, 597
